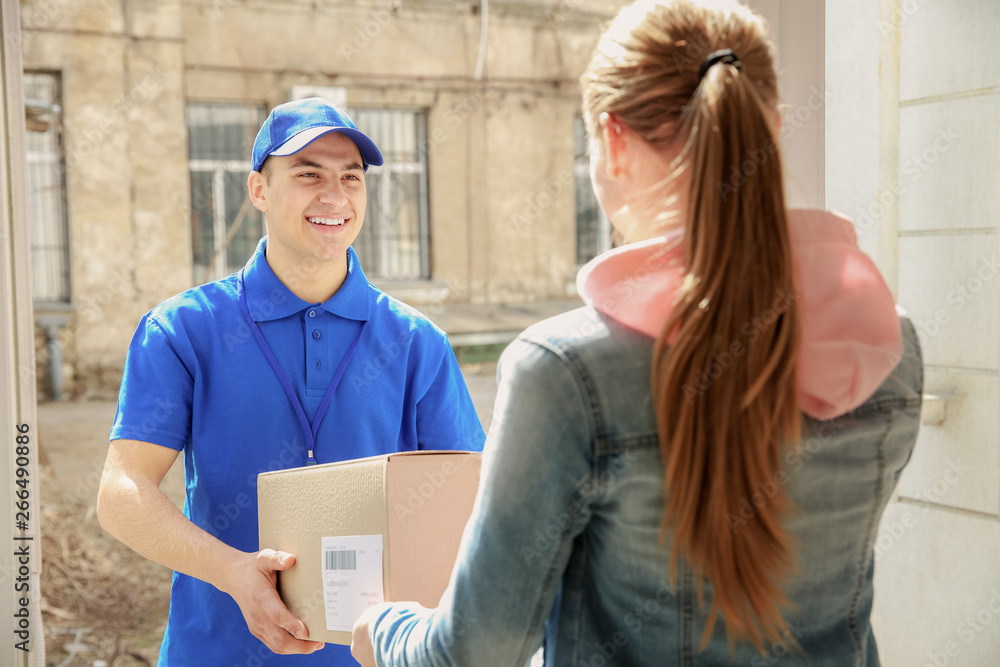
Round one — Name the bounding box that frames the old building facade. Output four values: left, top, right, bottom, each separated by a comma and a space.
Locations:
20, 0, 619, 398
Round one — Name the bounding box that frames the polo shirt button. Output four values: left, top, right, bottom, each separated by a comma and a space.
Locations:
315, 360, 321, 369
308, 310, 317, 318
312, 330, 321, 340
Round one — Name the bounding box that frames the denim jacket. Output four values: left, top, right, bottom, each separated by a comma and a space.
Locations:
367, 306, 923, 666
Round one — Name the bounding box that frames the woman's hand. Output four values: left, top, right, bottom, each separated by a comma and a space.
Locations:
351, 602, 393, 667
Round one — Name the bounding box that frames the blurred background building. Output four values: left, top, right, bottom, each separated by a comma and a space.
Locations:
19, 0, 618, 400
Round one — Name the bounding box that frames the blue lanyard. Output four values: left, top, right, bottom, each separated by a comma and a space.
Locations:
238, 268, 367, 465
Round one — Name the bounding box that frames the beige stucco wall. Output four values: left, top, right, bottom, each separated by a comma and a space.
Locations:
21, 0, 190, 397
826, 0, 1000, 662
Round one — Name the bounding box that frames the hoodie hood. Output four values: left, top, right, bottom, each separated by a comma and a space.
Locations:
576, 208, 903, 420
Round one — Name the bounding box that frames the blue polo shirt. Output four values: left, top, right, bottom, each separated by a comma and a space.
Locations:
110, 238, 485, 666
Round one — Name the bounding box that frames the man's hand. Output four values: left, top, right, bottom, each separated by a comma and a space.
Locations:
223, 549, 326, 655
351, 602, 392, 667
98, 441, 324, 655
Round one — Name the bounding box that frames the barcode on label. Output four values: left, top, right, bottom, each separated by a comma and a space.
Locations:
325, 549, 358, 571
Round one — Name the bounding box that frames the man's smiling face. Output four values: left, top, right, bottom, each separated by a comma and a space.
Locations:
249, 131, 368, 279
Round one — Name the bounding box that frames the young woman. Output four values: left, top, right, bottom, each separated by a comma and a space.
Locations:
352, 1, 922, 664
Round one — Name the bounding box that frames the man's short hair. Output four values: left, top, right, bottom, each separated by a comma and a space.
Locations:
259, 157, 273, 183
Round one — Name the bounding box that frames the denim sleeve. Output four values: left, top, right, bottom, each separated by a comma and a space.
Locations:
370, 337, 597, 666
109, 313, 194, 450
414, 333, 487, 453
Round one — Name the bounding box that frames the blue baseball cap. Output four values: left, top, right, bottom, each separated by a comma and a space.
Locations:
251, 97, 384, 173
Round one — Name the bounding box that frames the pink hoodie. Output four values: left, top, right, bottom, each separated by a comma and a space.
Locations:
576, 209, 903, 420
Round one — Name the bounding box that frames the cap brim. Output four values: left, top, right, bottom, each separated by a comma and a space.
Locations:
270, 126, 384, 169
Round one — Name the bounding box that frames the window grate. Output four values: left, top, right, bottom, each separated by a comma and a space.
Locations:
24, 72, 70, 303
348, 108, 430, 281
186, 103, 265, 285
574, 115, 612, 266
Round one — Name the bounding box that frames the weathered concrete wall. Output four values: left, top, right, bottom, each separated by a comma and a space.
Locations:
21, 0, 190, 398
483, 90, 577, 302
22, 0, 622, 397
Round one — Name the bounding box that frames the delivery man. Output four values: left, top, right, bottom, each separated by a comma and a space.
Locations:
97, 97, 485, 666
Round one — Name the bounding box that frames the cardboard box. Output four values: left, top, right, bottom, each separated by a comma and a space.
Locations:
257, 450, 482, 645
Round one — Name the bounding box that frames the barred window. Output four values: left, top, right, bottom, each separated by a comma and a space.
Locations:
574, 115, 612, 266
187, 102, 265, 285
24, 72, 70, 303
348, 108, 430, 280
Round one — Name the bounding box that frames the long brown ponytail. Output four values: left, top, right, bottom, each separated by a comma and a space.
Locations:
582, 0, 801, 650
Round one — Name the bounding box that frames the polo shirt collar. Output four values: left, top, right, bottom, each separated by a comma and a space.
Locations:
241, 237, 372, 322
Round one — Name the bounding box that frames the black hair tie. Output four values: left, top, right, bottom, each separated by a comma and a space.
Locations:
698, 49, 742, 80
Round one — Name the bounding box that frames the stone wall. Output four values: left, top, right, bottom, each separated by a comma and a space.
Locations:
21, 0, 190, 398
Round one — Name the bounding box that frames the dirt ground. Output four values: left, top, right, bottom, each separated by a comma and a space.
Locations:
37, 400, 184, 666
35, 363, 498, 666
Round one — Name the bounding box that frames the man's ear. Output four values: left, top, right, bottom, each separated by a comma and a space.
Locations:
248, 170, 268, 213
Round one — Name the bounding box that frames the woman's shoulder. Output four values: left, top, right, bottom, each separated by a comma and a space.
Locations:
508, 306, 656, 382
518, 306, 655, 348
520, 306, 609, 342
